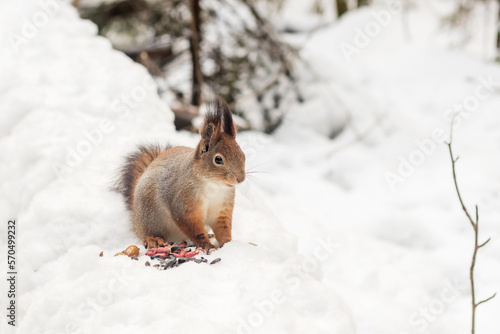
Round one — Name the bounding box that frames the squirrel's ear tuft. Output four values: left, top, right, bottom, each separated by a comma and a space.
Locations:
200, 123, 214, 154
199, 104, 221, 154
217, 97, 237, 138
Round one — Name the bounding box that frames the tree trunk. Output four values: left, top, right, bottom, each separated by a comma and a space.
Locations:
336, 0, 348, 18
357, 0, 369, 8
189, 0, 203, 106
497, 0, 500, 61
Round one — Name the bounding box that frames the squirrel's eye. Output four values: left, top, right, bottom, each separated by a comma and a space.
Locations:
214, 155, 223, 165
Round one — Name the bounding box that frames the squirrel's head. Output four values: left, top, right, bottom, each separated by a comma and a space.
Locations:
195, 97, 246, 187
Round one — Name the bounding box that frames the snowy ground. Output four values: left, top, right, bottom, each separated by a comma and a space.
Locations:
1, 1, 500, 334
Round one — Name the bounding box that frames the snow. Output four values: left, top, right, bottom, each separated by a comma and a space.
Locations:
1, 0, 500, 334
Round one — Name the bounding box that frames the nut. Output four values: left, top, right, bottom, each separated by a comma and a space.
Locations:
124, 245, 140, 257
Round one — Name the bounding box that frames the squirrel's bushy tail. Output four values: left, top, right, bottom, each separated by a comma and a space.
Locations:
116, 144, 169, 210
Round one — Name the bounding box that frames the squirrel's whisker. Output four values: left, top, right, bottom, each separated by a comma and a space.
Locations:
246, 170, 269, 174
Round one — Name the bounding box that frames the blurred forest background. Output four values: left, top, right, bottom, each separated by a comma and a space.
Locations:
74, 0, 500, 132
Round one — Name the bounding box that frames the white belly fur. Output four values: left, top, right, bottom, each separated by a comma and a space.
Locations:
201, 181, 232, 228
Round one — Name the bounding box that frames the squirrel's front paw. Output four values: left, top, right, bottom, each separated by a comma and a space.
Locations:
201, 243, 216, 253
217, 239, 231, 248
143, 236, 166, 249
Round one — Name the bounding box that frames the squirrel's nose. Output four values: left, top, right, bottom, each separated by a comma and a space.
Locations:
237, 175, 245, 183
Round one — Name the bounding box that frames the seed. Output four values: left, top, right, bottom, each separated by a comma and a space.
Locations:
164, 258, 177, 269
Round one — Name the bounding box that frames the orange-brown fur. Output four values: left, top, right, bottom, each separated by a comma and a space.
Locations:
212, 204, 234, 247
116, 98, 245, 249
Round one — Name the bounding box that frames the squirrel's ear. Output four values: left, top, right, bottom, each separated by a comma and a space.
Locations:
200, 123, 214, 154
218, 97, 237, 138
199, 108, 221, 154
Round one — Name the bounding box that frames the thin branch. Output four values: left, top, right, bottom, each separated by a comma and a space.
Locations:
478, 238, 491, 248
476, 293, 497, 307
447, 117, 495, 334
446, 120, 476, 229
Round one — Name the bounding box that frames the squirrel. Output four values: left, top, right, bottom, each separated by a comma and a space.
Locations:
117, 98, 246, 250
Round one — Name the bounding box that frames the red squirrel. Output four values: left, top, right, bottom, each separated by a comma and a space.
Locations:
117, 98, 246, 249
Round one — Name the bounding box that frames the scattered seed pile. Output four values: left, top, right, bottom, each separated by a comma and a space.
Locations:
112, 242, 221, 270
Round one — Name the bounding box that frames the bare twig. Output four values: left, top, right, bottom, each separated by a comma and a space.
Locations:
476, 292, 497, 307
446, 118, 496, 334
137, 51, 165, 78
